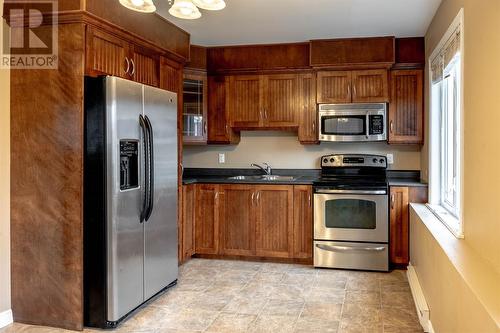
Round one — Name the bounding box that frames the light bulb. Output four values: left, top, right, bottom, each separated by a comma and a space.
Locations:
192, 0, 225, 10
119, 0, 156, 13
169, 0, 201, 19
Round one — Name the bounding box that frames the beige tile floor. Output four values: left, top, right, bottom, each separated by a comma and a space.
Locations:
1, 259, 423, 333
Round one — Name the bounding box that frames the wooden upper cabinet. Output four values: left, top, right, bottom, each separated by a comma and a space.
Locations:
255, 186, 294, 258
298, 73, 318, 144
293, 186, 313, 259
389, 70, 424, 144
195, 184, 220, 255
207, 76, 240, 144
86, 26, 162, 87
183, 72, 208, 144
263, 74, 299, 128
351, 69, 389, 103
228, 75, 262, 128
86, 27, 129, 78
219, 185, 256, 256
160, 57, 182, 93
131, 46, 159, 87
317, 71, 351, 103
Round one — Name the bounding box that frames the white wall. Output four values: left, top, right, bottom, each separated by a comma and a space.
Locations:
184, 131, 421, 170
0, 0, 11, 316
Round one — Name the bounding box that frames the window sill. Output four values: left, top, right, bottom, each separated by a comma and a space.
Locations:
426, 203, 464, 239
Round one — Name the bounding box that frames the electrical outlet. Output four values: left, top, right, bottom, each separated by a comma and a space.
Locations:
387, 154, 394, 165
218, 153, 225, 164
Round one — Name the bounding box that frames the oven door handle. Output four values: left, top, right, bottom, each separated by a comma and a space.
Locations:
316, 244, 386, 253
315, 189, 387, 195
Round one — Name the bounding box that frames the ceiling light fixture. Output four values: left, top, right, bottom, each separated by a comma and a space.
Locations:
119, 0, 156, 13
169, 0, 202, 19
192, 0, 226, 11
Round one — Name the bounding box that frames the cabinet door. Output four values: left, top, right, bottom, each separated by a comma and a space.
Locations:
298, 73, 318, 144
293, 186, 313, 259
86, 27, 129, 78
388, 70, 424, 144
316, 71, 352, 103
207, 76, 240, 144
255, 186, 294, 258
229, 75, 263, 128
131, 46, 159, 87
181, 184, 195, 262
183, 72, 208, 144
219, 185, 256, 256
389, 187, 409, 265
195, 184, 219, 254
351, 69, 389, 103
160, 57, 182, 93
263, 74, 299, 128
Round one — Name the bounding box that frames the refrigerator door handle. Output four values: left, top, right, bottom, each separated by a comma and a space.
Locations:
139, 114, 149, 223
144, 115, 155, 221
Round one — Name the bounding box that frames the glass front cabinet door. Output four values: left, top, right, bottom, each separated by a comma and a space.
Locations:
183, 73, 207, 144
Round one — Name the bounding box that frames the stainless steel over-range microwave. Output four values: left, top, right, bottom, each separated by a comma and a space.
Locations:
318, 103, 387, 142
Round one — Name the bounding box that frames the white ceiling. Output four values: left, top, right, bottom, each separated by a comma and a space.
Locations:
156, 0, 442, 46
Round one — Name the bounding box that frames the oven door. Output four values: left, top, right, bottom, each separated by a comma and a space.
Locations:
314, 190, 388, 243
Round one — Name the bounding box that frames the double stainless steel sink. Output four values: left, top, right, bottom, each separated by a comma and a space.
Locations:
228, 175, 297, 182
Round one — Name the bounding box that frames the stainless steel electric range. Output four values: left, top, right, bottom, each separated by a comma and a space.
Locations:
313, 154, 389, 271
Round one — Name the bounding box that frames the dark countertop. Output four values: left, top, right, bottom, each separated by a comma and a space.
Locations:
183, 168, 320, 185
183, 168, 428, 187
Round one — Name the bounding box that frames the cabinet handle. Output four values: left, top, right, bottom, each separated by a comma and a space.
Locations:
204, 121, 207, 135
259, 109, 263, 120
264, 109, 268, 119
257, 191, 261, 205
353, 85, 357, 97
215, 192, 219, 201
390, 121, 394, 134
225, 124, 229, 134
391, 194, 395, 209
308, 194, 312, 207
347, 84, 350, 97
251, 192, 255, 206
124, 57, 130, 75
130, 58, 135, 76
312, 121, 315, 132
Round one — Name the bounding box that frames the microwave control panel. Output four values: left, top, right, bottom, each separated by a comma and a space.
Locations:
369, 115, 385, 135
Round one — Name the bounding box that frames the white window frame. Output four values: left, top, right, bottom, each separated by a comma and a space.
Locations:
427, 8, 465, 239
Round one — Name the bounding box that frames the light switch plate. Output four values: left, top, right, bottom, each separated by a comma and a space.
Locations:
218, 153, 225, 164
387, 154, 394, 164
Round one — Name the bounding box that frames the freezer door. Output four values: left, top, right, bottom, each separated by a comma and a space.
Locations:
143, 86, 179, 299
106, 77, 145, 321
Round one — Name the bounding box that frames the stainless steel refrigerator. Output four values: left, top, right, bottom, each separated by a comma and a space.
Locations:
84, 76, 178, 328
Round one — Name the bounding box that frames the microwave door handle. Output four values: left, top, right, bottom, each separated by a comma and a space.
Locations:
366, 111, 370, 139
316, 244, 386, 253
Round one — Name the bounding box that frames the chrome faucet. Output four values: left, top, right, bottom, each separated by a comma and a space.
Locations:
251, 163, 272, 175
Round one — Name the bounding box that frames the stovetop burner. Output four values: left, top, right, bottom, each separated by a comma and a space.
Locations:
314, 154, 388, 191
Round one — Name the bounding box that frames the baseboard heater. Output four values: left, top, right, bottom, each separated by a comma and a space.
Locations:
407, 263, 432, 332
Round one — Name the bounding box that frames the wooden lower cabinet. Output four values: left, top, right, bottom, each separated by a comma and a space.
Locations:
219, 185, 256, 256
183, 183, 313, 262
195, 184, 220, 254
293, 186, 313, 259
389, 186, 428, 266
255, 186, 294, 258
181, 184, 195, 263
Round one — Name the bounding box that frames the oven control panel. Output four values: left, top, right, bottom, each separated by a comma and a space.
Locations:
321, 154, 387, 168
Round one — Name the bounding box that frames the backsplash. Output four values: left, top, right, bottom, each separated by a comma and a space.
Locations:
183, 131, 421, 170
